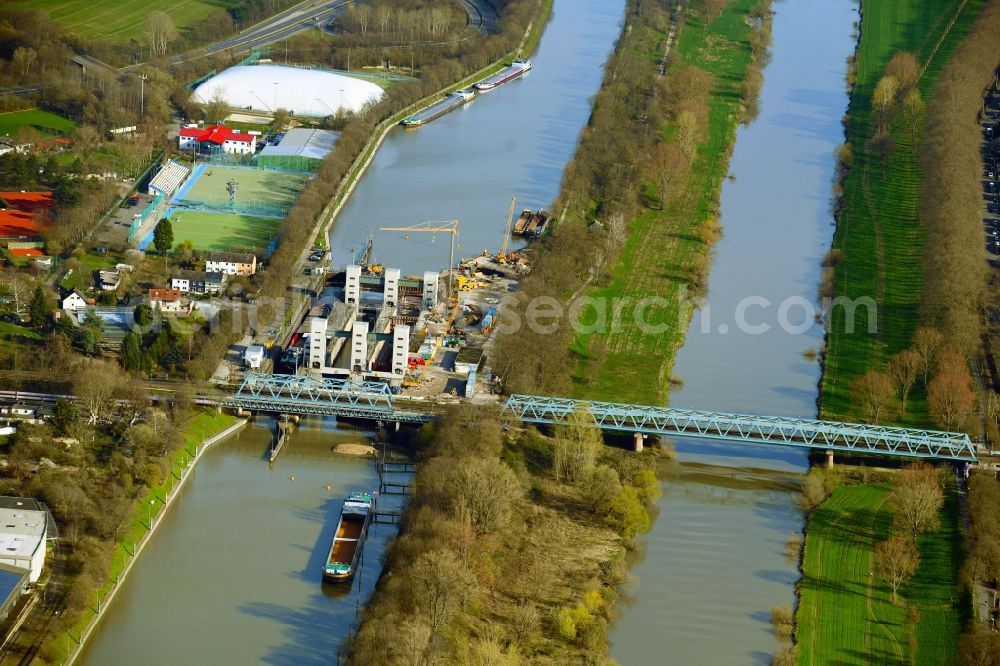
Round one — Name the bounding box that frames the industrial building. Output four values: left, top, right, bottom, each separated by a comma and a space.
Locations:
0, 507, 47, 582
297, 266, 440, 384
258, 128, 339, 172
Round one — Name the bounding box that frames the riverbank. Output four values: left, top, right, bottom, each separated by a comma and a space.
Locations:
796, 470, 966, 665
56, 412, 245, 664
348, 408, 660, 664
818, 0, 986, 424
492, 0, 769, 405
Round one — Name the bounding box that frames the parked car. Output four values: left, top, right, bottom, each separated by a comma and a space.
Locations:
0, 313, 22, 324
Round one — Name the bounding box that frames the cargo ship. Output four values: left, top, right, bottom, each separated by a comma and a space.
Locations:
473, 59, 532, 91
322, 491, 374, 582
511, 209, 549, 237
401, 89, 475, 127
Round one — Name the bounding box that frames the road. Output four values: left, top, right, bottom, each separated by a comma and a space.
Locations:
117, 0, 498, 73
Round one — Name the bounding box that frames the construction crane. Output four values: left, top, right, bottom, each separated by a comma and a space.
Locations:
378, 220, 460, 299
498, 195, 515, 263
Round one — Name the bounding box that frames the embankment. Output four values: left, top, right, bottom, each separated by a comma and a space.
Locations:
491, 0, 771, 405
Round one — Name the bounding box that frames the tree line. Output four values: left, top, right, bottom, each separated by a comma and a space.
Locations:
349, 405, 660, 664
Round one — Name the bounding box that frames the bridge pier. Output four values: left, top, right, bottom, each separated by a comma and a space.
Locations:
826, 450, 834, 469
633, 432, 645, 452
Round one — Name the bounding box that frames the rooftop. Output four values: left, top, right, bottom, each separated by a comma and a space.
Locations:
178, 125, 254, 145
207, 251, 255, 264
260, 128, 339, 161
149, 288, 183, 302
0, 508, 46, 559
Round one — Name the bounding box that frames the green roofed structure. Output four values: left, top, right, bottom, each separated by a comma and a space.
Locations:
258, 128, 339, 173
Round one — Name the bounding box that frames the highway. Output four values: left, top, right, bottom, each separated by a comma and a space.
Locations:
117, 0, 499, 73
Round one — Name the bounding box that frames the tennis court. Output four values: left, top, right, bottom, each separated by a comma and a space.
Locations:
167, 210, 278, 253
175, 165, 308, 215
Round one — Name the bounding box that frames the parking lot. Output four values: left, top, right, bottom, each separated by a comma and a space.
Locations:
983, 88, 999, 265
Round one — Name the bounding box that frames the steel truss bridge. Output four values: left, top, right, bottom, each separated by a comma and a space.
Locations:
222, 375, 977, 461
223, 373, 428, 423
501, 395, 978, 462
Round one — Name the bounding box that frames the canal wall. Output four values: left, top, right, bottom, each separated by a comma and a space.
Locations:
64, 418, 249, 666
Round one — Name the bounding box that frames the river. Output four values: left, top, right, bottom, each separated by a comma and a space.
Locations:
327, 0, 629, 273
608, 0, 858, 663
79, 0, 628, 662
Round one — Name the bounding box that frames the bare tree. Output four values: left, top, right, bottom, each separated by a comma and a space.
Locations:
651, 141, 691, 208
143, 11, 179, 57
912, 327, 944, 384
891, 463, 944, 540
928, 359, 977, 430
12, 47, 37, 78
901, 88, 925, 146
411, 550, 474, 633
73, 125, 102, 161
851, 369, 896, 424
884, 52, 920, 96
0, 274, 32, 313
553, 407, 604, 483
455, 457, 522, 533
887, 349, 921, 415
203, 90, 230, 124
73, 360, 125, 425
874, 536, 919, 603
872, 75, 899, 128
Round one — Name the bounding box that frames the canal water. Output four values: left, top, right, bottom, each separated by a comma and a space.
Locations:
327, 0, 629, 274
78, 419, 399, 665
608, 0, 858, 663
80, 0, 629, 662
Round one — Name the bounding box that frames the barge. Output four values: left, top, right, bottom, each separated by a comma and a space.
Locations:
321, 491, 373, 582
473, 59, 532, 92
401, 89, 475, 127
512, 209, 549, 237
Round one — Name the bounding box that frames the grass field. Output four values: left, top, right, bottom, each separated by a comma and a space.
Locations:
797, 482, 965, 665
167, 210, 278, 253
0, 109, 75, 138
179, 166, 307, 215
16, 0, 243, 44
570, 0, 756, 404
820, 0, 985, 423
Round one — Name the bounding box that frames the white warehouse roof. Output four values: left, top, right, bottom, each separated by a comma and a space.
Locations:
192, 65, 384, 117
260, 128, 339, 160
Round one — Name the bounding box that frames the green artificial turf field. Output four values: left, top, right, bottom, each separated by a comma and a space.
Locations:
167, 210, 277, 254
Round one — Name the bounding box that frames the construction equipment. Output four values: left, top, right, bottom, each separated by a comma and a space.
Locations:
356, 234, 384, 275
378, 220, 460, 299
498, 195, 516, 263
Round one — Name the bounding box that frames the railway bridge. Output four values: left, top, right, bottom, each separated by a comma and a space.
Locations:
222, 374, 978, 462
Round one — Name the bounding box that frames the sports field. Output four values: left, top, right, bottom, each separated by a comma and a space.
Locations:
167, 210, 277, 253
17, 0, 242, 44
178, 166, 308, 215
0, 109, 75, 137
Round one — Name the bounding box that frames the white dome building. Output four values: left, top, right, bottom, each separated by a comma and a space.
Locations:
192, 65, 384, 117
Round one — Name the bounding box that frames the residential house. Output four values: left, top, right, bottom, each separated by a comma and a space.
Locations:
60, 290, 91, 312
171, 270, 225, 295
177, 125, 256, 156
148, 288, 189, 314
97, 270, 120, 291
206, 251, 256, 276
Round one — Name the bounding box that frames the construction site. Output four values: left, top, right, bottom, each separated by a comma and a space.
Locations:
274, 202, 535, 399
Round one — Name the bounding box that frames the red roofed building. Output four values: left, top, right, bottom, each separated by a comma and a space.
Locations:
148, 288, 190, 314
178, 125, 256, 155
0, 192, 54, 240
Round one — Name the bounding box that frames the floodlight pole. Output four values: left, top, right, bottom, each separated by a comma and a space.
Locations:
139, 74, 147, 117
273, 82, 278, 113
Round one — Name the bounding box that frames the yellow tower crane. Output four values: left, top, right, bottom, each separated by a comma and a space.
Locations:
498, 195, 516, 263
378, 220, 460, 299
